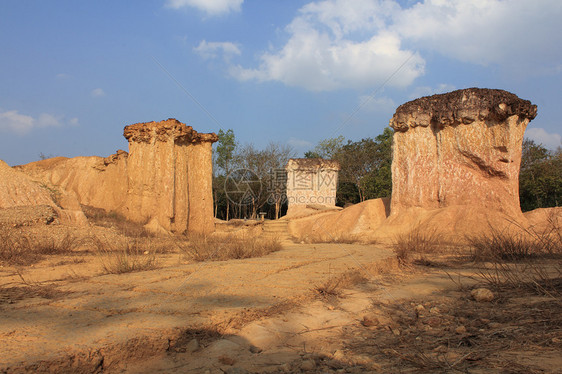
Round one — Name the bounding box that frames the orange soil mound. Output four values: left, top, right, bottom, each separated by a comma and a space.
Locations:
1, 159, 87, 226
287, 198, 390, 242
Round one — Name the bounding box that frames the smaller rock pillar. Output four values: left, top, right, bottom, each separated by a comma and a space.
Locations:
285, 158, 340, 215
123, 118, 218, 234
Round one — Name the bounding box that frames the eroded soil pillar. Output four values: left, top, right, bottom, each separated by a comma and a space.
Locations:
123, 118, 218, 234
389, 88, 537, 218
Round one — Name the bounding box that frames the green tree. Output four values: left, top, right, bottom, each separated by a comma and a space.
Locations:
304, 135, 345, 159
519, 139, 562, 211
214, 129, 237, 175
335, 128, 393, 203
305, 128, 393, 205
361, 127, 393, 200
213, 129, 238, 220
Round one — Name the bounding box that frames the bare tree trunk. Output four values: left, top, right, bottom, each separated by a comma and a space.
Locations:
357, 181, 364, 202
214, 191, 218, 218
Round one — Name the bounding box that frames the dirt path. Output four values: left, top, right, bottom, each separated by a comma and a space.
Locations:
123, 262, 562, 374
0, 243, 393, 372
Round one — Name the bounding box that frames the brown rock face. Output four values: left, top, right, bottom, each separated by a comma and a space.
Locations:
123, 119, 218, 234
389, 88, 537, 218
17, 152, 129, 214
0, 160, 87, 226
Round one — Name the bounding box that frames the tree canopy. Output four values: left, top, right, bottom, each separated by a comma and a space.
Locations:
519, 139, 561, 211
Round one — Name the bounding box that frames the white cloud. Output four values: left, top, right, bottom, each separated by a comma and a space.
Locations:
166, 0, 243, 15
194, 40, 241, 62
0, 110, 72, 135
394, 0, 562, 69
55, 73, 71, 79
525, 127, 562, 150
0, 110, 35, 135
232, 0, 424, 91
408, 83, 456, 100
91, 88, 105, 98
358, 95, 396, 113
37, 113, 63, 128
230, 0, 562, 91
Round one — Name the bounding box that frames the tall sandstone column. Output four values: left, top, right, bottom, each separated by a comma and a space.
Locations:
389, 88, 537, 219
123, 119, 218, 234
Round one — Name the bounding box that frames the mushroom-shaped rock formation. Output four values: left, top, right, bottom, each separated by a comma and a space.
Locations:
389, 88, 537, 219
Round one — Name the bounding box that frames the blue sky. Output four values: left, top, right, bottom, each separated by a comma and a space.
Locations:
1, 0, 561, 166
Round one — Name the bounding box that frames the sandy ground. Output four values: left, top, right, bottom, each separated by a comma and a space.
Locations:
1, 225, 561, 373
0, 239, 393, 373
118, 258, 562, 374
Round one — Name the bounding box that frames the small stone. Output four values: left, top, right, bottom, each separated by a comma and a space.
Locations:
429, 307, 440, 314
361, 314, 380, 327
425, 317, 441, 327
333, 349, 346, 360
446, 352, 461, 362
218, 355, 236, 366
352, 354, 380, 369
455, 325, 467, 334
471, 288, 494, 302
327, 359, 344, 369
225, 368, 248, 374
249, 345, 262, 354
433, 345, 448, 353
392, 328, 401, 336
186, 338, 199, 353
489, 322, 501, 329
301, 359, 316, 371
279, 363, 291, 372
415, 304, 426, 317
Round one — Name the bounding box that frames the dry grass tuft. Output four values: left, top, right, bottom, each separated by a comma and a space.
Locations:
468, 217, 562, 263
94, 237, 158, 274
82, 205, 153, 238
464, 220, 562, 297
477, 262, 562, 297
180, 234, 282, 262
302, 232, 378, 244
393, 227, 445, 266
0, 226, 80, 266
468, 231, 554, 262
314, 268, 368, 299
1, 270, 72, 304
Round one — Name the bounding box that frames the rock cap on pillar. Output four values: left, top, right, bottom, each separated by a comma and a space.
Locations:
391, 88, 537, 132
123, 118, 219, 143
